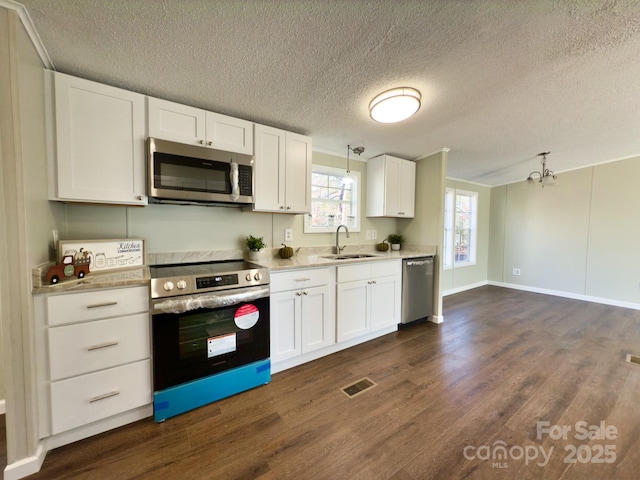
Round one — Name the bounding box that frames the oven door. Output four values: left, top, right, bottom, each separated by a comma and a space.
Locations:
152, 294, 269, 392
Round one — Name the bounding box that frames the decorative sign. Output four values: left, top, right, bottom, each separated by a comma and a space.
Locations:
58, 239, 145, 272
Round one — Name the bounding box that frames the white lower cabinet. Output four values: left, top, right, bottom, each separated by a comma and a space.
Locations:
337, 260, 401, 343
270, 267, 335, 365
35, 285, 152, 440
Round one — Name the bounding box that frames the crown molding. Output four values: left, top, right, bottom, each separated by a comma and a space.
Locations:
1, 0, 54, 69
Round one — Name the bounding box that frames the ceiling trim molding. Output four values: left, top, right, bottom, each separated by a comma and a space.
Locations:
446, 176, 492, 188
415, 147, 451, 161
1, 0, 54, 69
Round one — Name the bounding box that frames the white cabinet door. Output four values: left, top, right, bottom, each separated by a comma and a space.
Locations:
301, 285, 335, 353
254, 124, 286, 211
270, 290, 302, 363
284, 132, 312, 213
384, 156, 401, 217
253, 125, 311, 213
147, 97, 205, 146
366, 154, 415, 218
369, 275, 401, 332
205, 111, 254, 154
337, 280, 369, 342
52, 72, 147, 205
399, 159, 416, 217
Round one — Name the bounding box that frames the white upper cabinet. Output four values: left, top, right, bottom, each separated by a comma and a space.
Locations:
48, 71, 147, 205
253, 124, 312, 213
366, 154, 416, 218
147, 97, 253, 154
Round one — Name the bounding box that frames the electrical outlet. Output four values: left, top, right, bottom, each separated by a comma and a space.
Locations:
284, 228, 293, 242
372, 230, 377, 240
512, 268, 521, 276
366, 230, 372, 240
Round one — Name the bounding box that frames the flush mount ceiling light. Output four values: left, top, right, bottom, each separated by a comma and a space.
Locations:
369, 87, 421, 123
343, 144, 365, 184
526, 152, 559, 187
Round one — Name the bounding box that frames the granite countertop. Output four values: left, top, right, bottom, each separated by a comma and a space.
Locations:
32, 265, 150, 294
31, 244, 436, 294
255, 245, 436, 271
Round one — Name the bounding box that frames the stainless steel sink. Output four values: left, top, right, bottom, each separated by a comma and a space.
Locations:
321, 253, 381, 260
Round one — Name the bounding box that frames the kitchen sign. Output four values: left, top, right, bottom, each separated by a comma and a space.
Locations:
58, 238, 145, 272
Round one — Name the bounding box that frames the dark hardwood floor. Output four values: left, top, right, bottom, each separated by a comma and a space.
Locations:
5, 286, 640, 479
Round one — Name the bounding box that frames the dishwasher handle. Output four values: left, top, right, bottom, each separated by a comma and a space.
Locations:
405, 258, 433, 267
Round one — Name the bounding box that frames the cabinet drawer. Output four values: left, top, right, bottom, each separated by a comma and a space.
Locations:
48, 313, 150, 381
271, 268, 330, 292
371, 260, 401, 278
47, 286, 149, 326
337, 263, 371, 283
50, 359, 151, 435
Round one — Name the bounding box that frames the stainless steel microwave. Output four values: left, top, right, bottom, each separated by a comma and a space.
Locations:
147, 137, 254, 205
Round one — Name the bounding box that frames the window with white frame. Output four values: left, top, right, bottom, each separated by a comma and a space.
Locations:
443, 188, 478, 267
304, 165, 360, 233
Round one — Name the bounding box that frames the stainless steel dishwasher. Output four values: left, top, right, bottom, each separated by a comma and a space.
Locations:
401, 256, 434, 324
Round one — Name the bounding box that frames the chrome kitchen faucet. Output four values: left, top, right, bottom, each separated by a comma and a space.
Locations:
335, 224, 350, 254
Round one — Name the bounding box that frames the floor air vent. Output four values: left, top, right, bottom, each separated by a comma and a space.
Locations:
627, 354, 640, 365
341, 377, 378, 398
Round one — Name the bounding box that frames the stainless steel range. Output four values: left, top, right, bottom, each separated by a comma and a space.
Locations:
149, 260, 271, 421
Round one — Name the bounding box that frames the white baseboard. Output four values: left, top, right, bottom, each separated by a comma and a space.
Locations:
429, 315, 444, 324
0, 399, 5, 415
3, 441, 46, 480
488, 281, 640, 311
443, 281, 489, 297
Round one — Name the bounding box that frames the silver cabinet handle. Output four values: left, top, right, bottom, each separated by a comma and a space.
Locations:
207, 141, 212, 146
303, 291, 308, 295
294, 278, 310, 282
286, 206, 291, 210
86, 301, 117, 309
280, 206, 285, 210
89, 391, 120, 403
136, 195, 143, 201
296, 292, 302, 296
87, 341, 118, 351
198, 139, 205, 145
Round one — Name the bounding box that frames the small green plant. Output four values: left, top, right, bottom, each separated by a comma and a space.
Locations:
245, 235, 266, 251
387, 233, 404, 245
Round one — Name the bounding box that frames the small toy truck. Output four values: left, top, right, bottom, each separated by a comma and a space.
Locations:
47, 254, 91, 284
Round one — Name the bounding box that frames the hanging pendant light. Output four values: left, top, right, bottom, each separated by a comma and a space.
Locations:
369, 87, 421, 123
343, 145, 365, 184
526, 152, 559, 187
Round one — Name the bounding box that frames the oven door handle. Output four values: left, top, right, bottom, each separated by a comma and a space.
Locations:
152, 285, 270, 315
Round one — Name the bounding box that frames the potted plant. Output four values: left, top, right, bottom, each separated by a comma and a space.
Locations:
245, 235, 266, 260
387, 233, 404, 251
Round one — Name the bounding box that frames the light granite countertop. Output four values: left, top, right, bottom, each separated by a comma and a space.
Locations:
253, 244, 436, 271
32, 244, 436, 294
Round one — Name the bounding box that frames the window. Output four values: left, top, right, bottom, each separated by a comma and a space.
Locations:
304, 165, 360, 233
443, 188, 477, 268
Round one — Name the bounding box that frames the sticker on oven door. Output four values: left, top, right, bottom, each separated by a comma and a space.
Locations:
234, 304, 259, 329
208, 332, 236, 358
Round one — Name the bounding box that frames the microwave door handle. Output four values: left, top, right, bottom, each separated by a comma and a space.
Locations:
230, 161, 240, 201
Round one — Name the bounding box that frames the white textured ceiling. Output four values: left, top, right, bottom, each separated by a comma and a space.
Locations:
16, 0, 640, 185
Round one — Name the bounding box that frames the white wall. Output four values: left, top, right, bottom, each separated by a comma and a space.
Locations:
489, 155, 640, 307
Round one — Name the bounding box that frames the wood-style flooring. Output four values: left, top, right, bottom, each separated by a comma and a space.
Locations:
6, 286, 640, 479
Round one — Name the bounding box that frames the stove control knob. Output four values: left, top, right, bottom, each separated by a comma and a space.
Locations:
246, 273, 252, 282
163, 281, 174, 291
254, 272, 262, 281
176, 280, 187, 290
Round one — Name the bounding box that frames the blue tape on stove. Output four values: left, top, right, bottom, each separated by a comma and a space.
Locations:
153, 358, 271, 422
